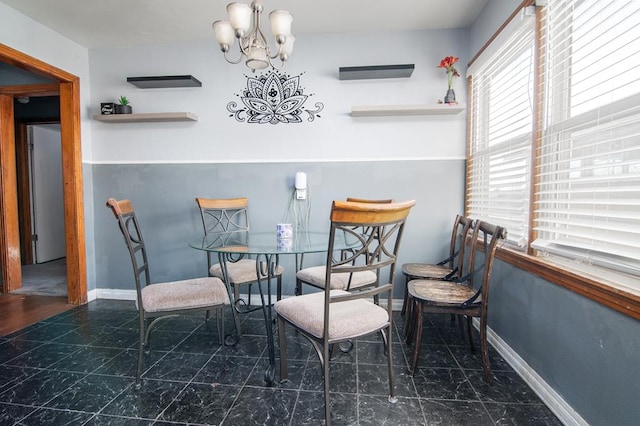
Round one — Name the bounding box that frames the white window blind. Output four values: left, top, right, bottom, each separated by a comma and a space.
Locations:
533, 0, 640, 279
467, 12, 535, 248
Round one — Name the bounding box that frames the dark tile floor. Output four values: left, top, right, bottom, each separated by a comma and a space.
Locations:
0, 299, 561, 425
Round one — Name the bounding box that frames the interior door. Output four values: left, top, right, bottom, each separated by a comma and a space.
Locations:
29, 124, 66, 263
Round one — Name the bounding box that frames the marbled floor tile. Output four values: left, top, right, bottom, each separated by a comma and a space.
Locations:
49, 346, 124, 374
14, 406, 94, 425
236, 317, 271, 336
245, 358, 306, 389
272, 331, 313, 361
420, 398, 494, 425
448, 345, 514, 373
152, 314, 209, 332
142, 351, 211, 382
158, 382, 239, 424
0, 402, 37, 424
50, 325, 103, 345
142, 330, 192, 352
56, 309, 138, 328
0, 339, 44, 364
300, 361, 358, 393
289, 390, 357, 426
193, 354, 259, 386
466, 370, 545, 404
359, 395, 425, 426
358, 364, 417, 398
484, 402, 563, 425
93, 348, 166, 378
406, 343, 457, 369
6, 322, 80, 343
83, 413, 155, 425
356, 341, 406, 366
412, 367, 478, 401
99, 378, 185, 420
88, 328, 139, 349
222, 386, 298, 426
173, 328, 224, 355
3, 342, 80, 369
45, 373, 132, 413
224, 335, 267, 358
0, 369, 84, 406
0, 365, 38, 394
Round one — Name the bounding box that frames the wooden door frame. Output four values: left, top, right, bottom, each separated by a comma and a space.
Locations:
0, 43, 87, 305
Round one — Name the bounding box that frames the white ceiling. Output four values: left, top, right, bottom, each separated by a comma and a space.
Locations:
1, 0, 487, 49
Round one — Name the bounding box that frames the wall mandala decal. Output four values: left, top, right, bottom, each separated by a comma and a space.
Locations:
227, 70, 324, 124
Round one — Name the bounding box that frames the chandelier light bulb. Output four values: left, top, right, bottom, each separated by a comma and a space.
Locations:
213, 0, 294, 71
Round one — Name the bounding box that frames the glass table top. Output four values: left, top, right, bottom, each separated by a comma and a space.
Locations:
189, 230, 358, 255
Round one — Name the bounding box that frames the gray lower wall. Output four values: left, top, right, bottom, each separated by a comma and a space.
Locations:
489, 260, 640, 425
92, 160, 465, 298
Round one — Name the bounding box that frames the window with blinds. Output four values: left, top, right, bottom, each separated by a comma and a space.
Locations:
533, 0, 640, 281
467, 13, 535, 248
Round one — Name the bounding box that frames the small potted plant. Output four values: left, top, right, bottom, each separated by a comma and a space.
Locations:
115, 95, 132, 114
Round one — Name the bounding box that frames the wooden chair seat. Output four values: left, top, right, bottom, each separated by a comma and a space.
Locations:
402, 263, 453, 280
400, 215, 474, 315
408, 279, 481, 307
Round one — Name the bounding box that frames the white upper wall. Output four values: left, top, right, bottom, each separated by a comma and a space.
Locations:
469, 0, 523, 59
88, 29, 469, 163
0, 1, 93, 159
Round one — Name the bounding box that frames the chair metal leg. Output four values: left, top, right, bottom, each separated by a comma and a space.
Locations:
386, 325, 398, 403
323, 342, 331, 426
217, 306, 227, 370
404, 297, 415, 345
276, 275, 282, 301
401, 276, 410, 315
278, 316, 288, 382
136, 315, 145, 387
409, 302, 424, 376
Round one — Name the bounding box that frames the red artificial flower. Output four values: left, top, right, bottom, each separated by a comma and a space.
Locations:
437, 56, 460, 88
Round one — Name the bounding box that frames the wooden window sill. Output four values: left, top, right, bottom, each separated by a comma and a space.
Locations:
496, 246, 640, 321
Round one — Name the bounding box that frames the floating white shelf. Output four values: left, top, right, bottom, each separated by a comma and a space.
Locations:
351, 104, 465, 117
93, 112, 198, 123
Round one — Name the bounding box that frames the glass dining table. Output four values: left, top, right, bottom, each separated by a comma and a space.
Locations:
189, 229, 357, 384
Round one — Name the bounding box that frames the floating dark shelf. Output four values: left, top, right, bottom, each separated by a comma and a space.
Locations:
126, 75, 202, 88
339, 64, 415, 80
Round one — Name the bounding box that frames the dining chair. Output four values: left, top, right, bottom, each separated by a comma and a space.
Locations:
294, 197, 393, 296
275, 199, 415, 426
401, 214, 474, 315
195, 197, 284, 336
406, 220, 506, 383
106, 198, 230, 387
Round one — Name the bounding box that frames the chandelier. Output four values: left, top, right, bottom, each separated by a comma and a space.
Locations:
212, 1, 295, 72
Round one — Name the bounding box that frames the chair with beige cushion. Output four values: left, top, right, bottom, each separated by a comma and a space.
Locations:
401, 214, 474, 315
406, 220, 506, 383
195, 197, 284, 335
106, 198, 230, 387
294, 197, 393, 296
275, 199, 415, 426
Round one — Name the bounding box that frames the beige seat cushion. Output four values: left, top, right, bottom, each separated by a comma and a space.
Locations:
274, 290, 389, 340
296, 266, 377, 290
209, 258, 284, 285
140, 277, 230, 313
402, 263, 453, 279
408, 279, 481, 307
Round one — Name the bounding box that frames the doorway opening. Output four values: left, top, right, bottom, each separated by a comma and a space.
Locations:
0, 43, 87, 306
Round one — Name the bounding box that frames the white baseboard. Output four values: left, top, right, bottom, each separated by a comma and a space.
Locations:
480, 320, 588, 426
